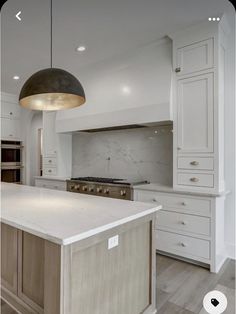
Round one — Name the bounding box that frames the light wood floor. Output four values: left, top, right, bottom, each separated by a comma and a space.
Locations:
1, 254, 235, 314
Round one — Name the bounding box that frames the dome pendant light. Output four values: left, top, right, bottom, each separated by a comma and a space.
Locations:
19, 0, 86, 111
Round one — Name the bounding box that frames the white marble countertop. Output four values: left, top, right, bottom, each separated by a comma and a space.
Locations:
134, 183, 229, 197
1, 183, 161, 246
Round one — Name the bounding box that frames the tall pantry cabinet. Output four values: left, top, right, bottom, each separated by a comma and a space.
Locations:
171, 19, 228, 194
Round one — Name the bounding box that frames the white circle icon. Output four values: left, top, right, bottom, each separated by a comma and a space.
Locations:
203, 290, 227, 314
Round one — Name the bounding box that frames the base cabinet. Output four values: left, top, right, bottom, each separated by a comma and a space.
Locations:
1, 215, 156, 314
134, 189, 226, 273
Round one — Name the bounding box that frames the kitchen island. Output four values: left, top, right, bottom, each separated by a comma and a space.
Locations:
1, 183, 161, 314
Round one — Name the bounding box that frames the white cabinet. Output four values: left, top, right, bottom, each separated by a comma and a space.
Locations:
134, 188, 226, 273
42, 112, 57, 157
171, 21, 227, 193
1, 101, 21, 119
177, 73, 214, 153
35, 177, 67, 191
1, 93, 22, 141
42, 112, 72, 178
175, 38, 214, 76
1, 118, 20, 140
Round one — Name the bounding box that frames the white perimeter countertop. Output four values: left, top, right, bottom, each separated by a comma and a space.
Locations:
134, 183, 229, 197
1, 183, 161, 246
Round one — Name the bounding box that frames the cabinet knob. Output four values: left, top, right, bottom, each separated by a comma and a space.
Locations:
181, 201, 187, 206
180, 242, 187, 247
48, 160, 52, 163
190, 161, 199, 166
190, 177, 199, 182
152, 198, 158, 202
9, 112, 13, 115
180, 221, 187, 225
48, 169, 52, 173
177, 147, 181, 150
175, 67, 181, 73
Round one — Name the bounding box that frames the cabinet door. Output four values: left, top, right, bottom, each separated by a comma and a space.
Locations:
176, 39, 213, 76
1, 117, 21, 140
177, 73, 214, 153
1, 223, 18, 294
18, 231, 45, 313
1, 101, 21, 119
42, 112, 57, 156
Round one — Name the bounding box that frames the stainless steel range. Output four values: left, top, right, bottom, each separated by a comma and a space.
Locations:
67, 177, 148, 200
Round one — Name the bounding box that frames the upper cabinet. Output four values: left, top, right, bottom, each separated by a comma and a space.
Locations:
175, 39, 214, 76
1, 93, 21, 141
177, 73, 214, 154
171, 19, 229, 194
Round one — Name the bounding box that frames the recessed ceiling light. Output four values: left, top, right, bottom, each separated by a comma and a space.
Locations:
76, 46, 86, 52
13, 75, 20, 80
208, 17, 212, 21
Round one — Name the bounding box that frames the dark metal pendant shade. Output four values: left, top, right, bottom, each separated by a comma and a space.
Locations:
19, 68, 86, 110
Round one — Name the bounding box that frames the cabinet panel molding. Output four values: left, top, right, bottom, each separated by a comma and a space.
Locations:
1, 223, 18, 294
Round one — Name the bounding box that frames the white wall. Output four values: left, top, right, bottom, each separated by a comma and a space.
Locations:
224, 8, 236, 259
72, 125, 173, 184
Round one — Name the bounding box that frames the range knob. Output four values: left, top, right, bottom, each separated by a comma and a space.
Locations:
70, 185, 75, 190
89, 187, 94, 192
75, 185, 80, 191
104, 189, 110, 195
120, 190, 126, 196
82, 185, 88, 191
97, 187, 102, 193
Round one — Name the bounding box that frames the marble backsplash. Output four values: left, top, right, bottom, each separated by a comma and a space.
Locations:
72, 125, 173, 185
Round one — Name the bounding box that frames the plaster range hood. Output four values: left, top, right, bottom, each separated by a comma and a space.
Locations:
55, 37, 173, 134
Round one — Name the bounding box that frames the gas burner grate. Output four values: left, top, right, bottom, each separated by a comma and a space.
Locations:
70, 177, 125, 184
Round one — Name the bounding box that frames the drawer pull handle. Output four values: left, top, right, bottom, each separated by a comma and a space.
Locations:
175, 67, 181, 73
190, 161, 199, 166
180, 221, 187, 225
190, 177, 199, 182
180, 242, 187, 247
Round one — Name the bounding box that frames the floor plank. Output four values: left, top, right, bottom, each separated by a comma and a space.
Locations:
158, 301, 195, 314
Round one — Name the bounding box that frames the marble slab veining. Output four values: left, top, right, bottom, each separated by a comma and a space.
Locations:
1, 183, 161, 246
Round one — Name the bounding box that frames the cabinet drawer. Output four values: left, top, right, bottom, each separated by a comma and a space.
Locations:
178, 157, 214, 171
43, 157, 57, 167
35, 179, 66, 191
43, 167, 57, 176
136, 191, 211, 216
157, 210, 210, 236
177, 173, 214, 188
156, 230, 210, 260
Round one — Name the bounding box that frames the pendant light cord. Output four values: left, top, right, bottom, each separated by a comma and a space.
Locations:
50, 0, 53, 68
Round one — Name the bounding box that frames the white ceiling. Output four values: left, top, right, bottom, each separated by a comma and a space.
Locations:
1, 0, 232, 95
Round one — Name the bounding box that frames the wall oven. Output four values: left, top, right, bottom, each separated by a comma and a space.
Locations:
1, 141, 23, 183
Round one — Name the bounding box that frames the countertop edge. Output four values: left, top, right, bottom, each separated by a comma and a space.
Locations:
1, 205, 161, 246
133, 184, 230, 197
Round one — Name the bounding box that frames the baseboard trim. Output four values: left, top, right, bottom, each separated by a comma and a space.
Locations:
225, 242, 236, 260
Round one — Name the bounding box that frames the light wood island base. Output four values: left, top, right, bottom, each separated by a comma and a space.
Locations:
1, 214, 157, 314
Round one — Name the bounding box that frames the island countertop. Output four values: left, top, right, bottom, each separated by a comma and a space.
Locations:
1, 183, 161, 245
